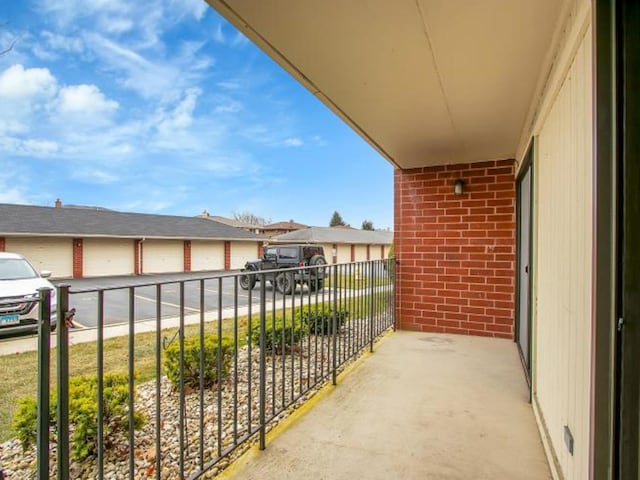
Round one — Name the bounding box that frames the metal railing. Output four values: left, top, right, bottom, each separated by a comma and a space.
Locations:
33, 259, 395, 479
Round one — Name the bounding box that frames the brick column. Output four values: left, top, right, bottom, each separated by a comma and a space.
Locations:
72, 238, 83, 278
366, 245, 371, 260
224, 241, 231, 270
332, 243, 337, 264
183, 240, 191, 272
380, 245, 385, 259
258, 241, 264, 258
0, 237, 5, 252
134, 239, 143, 275
394, 159, 516, 339
350, 244, 355, 262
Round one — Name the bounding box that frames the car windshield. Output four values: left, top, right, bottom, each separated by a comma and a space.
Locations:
0, 258, 39, 280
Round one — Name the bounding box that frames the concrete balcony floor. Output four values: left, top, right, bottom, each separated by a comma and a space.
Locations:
222, 331, 551, 480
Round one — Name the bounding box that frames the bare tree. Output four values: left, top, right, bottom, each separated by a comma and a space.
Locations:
233, 211, 270, 226
0, 22, 17, 57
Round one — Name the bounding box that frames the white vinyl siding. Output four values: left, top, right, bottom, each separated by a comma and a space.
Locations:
191, 241, 225, 271
5, 237, 73, 278
533, 24, 592, 480
84, 239, 134, 277
354, 245, 368, 262
143, 240, 184, 274
230, 242, 258, 270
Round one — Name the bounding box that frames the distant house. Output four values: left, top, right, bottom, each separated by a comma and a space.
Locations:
272, 226, 392, 264
0, 201, 266, 278
198, 211, 264, 235
262, 220, 308, 237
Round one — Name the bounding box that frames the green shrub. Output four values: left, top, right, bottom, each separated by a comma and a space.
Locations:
164, 334, 233, 389
12, 373, 146, 461
299, 306, 349, 335
250, 314, 308, 354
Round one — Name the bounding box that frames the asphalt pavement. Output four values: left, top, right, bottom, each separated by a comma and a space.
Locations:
52, 270, 314, 329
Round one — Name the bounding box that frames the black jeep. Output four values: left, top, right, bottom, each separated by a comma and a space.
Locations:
239, 244, 328, 294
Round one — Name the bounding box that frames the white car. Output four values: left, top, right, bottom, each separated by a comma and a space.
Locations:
0, 252, 57, 337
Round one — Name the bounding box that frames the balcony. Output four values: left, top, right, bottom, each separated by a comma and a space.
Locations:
220, 330, 550, 480
0, 260, 550, 479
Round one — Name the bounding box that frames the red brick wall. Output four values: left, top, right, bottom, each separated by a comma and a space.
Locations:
72, 238, 83, 278
224, 241, 231, 270
394, 159, 516, 339
134, 239, 142, 275
183, 240, 191, 272
0, 237, 4, 252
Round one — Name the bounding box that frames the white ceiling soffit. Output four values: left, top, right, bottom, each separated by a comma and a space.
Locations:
208, 0, 565, 169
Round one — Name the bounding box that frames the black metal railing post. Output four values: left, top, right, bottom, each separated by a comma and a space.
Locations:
36, 287, 51, 480
96, 290, 105, 480
369, 261, 375, 352
56, 284, 70, 480
332, 264, 338, 386
258, 274, 267, 450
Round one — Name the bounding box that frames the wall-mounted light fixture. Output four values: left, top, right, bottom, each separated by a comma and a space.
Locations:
453, 179, 465, 196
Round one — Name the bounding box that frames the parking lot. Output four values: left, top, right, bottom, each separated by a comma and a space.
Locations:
54, 270, 324, 329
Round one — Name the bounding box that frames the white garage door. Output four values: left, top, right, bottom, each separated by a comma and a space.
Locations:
336, 244, 351, 264
84, 238, 134, 277
191, 241, 224, 271
354, 245, 368, 262
322, 244, 336, 263
143, 240, 184, 274
230, 242, 258, 270
369, 244, 382, 261
5, 237, 73, 278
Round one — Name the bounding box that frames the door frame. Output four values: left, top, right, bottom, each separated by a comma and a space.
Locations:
515, 142, 534, 391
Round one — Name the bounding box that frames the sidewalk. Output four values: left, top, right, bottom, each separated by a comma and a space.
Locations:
220, 331, 551, 480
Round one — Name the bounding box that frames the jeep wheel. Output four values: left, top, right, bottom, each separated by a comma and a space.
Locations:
239, 270, 256, 290
275, 271, 294, 295
309, 278, 324, 292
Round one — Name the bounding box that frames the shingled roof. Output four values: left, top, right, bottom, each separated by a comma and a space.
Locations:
272, 226, 392, 245
0, 203, 266, 241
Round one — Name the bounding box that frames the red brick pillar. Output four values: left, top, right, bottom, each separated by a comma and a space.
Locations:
366, 245, 371, 260
350, 244, 355, 262
258, 241, 264, 258
332, 243, 337, 264
72, 238, 83, 278
0, 237, 5, 252
394, 159, 516, 339
224, 241, 231, 270
134, 239, 143, 275
183, 240, 191, 272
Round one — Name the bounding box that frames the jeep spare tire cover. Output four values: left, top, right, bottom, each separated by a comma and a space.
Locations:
309, 255, 326, 266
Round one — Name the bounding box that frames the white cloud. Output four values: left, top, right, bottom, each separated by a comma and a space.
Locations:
58, 84, 119, 114
283, 137, 304, 147
42, 31, 85, 53
72, 168, 119, 184
213, 23, 226, 44
0, 64, 57, 99
22, 139, 60, 155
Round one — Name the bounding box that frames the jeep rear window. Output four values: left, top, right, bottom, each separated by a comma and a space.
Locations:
278, 247, 298, 259
303, 247, 323, 258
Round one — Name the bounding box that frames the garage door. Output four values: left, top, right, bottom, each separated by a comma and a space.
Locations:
354, 245, 368, 262
336, 244, 351, 264
191, 241, 224, 271
369, 244, 382, 261
143, 240, 184, 274
230, 242, 258, 269
84, 238, 135, 277
5, 237, 73, 278
321, 244, 336, 263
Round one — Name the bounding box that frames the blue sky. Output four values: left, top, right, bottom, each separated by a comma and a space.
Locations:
0, 0, 393, 229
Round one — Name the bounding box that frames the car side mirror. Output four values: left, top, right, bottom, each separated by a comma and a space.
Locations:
40, 270, 52, 278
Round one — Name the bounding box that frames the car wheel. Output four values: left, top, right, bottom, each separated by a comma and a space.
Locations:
275, 271, 294, 295
239, 270, 256, 290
